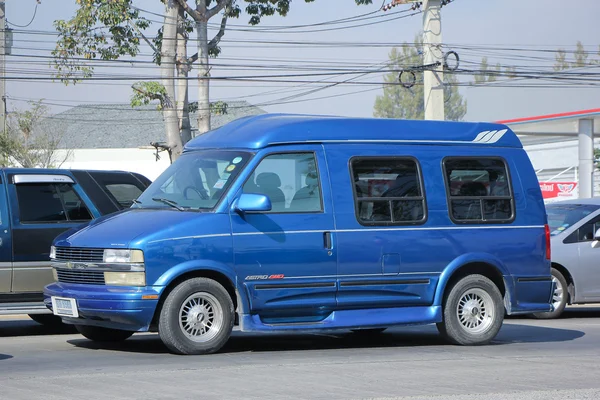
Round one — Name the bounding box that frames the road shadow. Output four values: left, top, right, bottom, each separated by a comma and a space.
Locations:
0, 353, 13, 361
0, 319, 77, 338
67, 322, 585, 355
510, 306, 600, 320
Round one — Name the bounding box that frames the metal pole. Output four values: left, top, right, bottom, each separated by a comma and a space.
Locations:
578, 118, 594, 198
422, 0, 444, 121
0, 0, 5, 167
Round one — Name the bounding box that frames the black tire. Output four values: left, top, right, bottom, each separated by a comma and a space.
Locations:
436, 274, 504, 345
351, 328, 387, 335
75, 325, 134, 342
28, 313, 64, 327
158, 277, 234, 355
532, 268, 568, 320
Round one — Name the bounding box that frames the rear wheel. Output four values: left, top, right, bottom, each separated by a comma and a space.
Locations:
158, 277, 234, 355
437, 274, 504, 345
75, 325, 134, 342
532, 268, 568, 319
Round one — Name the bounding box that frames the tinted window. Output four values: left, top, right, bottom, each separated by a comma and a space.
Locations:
243, 153, 322, 213
351, 158, 425, 225
546, 204, 600, 236
105, 184, 143, 208
16, 183, 92, 223
444, 158, 514, 223
57, 184, 93, 221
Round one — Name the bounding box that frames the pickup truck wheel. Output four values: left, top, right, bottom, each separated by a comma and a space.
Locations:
158, 277, 234, 355
532, 268, 568, 320
75, 325, 134, 342
436, 274, 504, 345
28, 314, 63, 327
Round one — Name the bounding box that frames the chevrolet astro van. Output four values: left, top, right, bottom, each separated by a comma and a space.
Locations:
44, 114, 554, 355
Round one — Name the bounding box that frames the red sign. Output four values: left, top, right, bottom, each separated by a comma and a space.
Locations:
539, 181, 578, 200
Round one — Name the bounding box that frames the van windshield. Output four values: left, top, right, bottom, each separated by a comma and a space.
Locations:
135, 150, 251, 211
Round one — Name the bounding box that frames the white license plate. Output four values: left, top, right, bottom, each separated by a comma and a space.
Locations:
51, 296, 79, 318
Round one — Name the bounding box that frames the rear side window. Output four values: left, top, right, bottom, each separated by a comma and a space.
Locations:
443, 158, 514, 223
16, 183, 92, 223
350, 157, 426, 225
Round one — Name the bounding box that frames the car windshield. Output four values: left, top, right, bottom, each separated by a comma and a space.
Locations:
546, 203, 600, 236
135, 150, 251, 211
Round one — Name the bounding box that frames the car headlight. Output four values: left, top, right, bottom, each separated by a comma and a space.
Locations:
50, 246, 56, 260
104, 271, 146, 286
103, 249, 144, 263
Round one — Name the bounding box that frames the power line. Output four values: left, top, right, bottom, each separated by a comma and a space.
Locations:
6, 0, 38, 28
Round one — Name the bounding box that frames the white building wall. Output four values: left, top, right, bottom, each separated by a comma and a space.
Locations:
55, 148, 171, 181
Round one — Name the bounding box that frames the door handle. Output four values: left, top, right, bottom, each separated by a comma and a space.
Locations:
323, 231, 332, 250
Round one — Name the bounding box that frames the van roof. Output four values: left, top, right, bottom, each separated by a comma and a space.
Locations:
184, 114, 522, 151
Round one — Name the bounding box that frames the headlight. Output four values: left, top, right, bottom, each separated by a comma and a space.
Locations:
104, 271, 146, 286
50, 246, 56, 260
103, 249, 144, 263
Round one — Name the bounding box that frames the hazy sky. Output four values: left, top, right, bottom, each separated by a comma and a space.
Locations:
5, 0, 600, 123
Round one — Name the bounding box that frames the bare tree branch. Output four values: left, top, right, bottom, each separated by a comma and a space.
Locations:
206, 0, 231, 20
175, 0, 203, 21
133, 24, 158, 54
208, 11, 229, 50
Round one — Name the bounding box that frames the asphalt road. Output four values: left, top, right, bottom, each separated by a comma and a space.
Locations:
1, 308, 600, 400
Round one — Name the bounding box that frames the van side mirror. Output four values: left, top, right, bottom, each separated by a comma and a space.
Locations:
234, 194, 272, 213
592, 228, 600, 248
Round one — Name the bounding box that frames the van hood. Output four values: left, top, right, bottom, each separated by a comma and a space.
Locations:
53, 209, 225, 249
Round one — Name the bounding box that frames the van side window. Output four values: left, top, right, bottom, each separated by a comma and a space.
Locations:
16, 183, 93, 223
243, 153, 323, 213
443, 158, 514, 223
350, 157, 426, 225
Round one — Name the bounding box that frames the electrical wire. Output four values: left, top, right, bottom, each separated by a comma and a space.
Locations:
7, 1, 39, 28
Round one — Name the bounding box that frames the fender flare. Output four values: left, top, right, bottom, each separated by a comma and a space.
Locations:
433, 252, 510, 306
153, 260, 249, 313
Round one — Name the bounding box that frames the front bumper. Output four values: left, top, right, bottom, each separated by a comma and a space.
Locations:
44, 282, 163, 332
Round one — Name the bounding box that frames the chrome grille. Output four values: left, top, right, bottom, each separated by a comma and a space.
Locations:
54, 247, 104, 262
56, 269, 105, 285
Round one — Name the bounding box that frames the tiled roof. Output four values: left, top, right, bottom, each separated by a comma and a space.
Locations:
40, 101, 267, 149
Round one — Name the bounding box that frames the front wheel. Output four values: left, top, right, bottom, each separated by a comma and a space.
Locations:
436, 274, 504, 345
532, 268, 568, 319
75, 325, 134, 342
158, 277, 234, 355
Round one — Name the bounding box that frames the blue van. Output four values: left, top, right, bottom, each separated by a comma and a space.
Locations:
44, 115, 553, 355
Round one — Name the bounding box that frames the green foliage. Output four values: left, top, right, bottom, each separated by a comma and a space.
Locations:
554, 41, 600, 71
0, 101, 71, 168
130, 81, 168, 109
187, 100, 229, 115
373, 36, 467, 121
52, 0, 150, 84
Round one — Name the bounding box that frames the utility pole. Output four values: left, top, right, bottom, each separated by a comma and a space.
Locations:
0, 0, 5, 140
422, 0, 444, 120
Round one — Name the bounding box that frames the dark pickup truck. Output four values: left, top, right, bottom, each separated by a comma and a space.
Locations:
0, 168, 151, 324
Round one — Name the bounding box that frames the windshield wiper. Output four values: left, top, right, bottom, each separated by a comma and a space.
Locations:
151, 197, 185, 211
